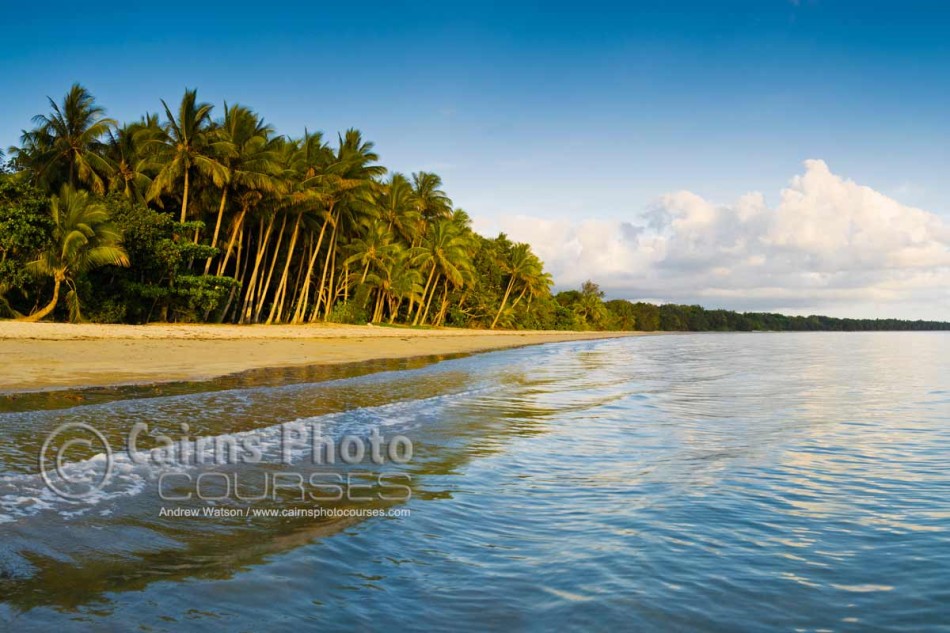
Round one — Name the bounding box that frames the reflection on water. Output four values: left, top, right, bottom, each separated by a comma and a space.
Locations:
1, 333, 948, 630
0, 353, 467, 413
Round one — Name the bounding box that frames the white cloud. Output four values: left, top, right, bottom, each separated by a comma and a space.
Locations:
488, 160, 950, 319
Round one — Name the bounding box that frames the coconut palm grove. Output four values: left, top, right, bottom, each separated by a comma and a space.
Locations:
1, 84, 947, 331
1, 84, 566, 328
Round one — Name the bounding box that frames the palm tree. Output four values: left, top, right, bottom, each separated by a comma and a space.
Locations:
270, 133, 334, 324
362, 246, 423, 323
145, 89, 230, 224
345, 218, 400, 288
412, 171, 452, 223
106, 116, 158, 201
572, 280, 608, 329
265, 203, 307, 324
301, 129, 384, 322
385, 254, 425, 322
12, 84, 115, 193
431, 218, 477, 326
378, 173, 421, 243
204, 104, 281, 275
412, 218, 471, 325
20, 186, 129, 322
514, 268, 552, 309
490, 243, 544, 329
241, 136, 310, 323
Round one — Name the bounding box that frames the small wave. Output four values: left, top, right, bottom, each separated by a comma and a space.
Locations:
831, 584, 895, 593
0, 388, 479, 525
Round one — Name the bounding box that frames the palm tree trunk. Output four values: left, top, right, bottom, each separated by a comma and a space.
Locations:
386, 296, 395, 323
203, 187, 229, 274
510, 285, 529, 309
369, 291, 381, 322
434, 279, 450, 326
419, 273, 440, 326
310, 219, 338, 322
290, 234, 316, 323
240, 215, 271, 323
413, 264, 437, 325
216, 206, 248, 277
21, 277, 61, 322
235, 223, 245, 283
226, 226, 252, 322
254, 213, 287, 322
490, 276, 517, 329
267, 215, 301, 324
288, 234, 311, 320
216, 236, 247, 323
343, 262, 349, 303
291, 213, 332, 323
358, 260, 376, 308
323, 240, 339, 320
180, 170, 190, 224
388, 298, 401, 324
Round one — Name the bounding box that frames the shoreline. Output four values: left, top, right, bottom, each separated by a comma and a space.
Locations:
0, 321, 646, 392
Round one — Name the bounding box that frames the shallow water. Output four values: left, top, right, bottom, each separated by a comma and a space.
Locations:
0, 333, 947, 631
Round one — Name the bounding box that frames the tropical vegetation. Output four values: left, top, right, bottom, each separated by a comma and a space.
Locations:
2, 84, 562, 328
2, 85, 947, 332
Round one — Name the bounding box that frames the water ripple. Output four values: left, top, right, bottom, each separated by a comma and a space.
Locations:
1, 333, 948, 631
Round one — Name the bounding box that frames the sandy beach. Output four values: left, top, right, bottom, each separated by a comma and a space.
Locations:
0, 321, 641, 392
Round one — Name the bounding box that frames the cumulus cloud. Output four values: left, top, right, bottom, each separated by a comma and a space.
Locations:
491, 160, 950, 319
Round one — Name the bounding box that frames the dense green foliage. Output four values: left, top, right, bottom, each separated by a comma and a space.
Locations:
20, 186, 129, 322
3, 84, 947, 331
0, 173, 51, 317
3, 84, 555, 327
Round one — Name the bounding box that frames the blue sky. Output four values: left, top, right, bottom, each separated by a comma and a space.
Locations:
3, 1, 949, 317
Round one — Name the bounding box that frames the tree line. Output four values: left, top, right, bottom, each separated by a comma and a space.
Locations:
605, 301, 949, 331
1, 84, 562, 328
1, 84, 946, 331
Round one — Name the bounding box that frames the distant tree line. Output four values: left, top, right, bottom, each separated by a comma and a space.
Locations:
599, 299, 950, 332
542, 283, 947, 331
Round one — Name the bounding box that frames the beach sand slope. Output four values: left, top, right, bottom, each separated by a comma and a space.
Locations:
0, 321, 642, 391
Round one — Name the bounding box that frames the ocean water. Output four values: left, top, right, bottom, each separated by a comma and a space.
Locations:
0, 333, 947, 631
